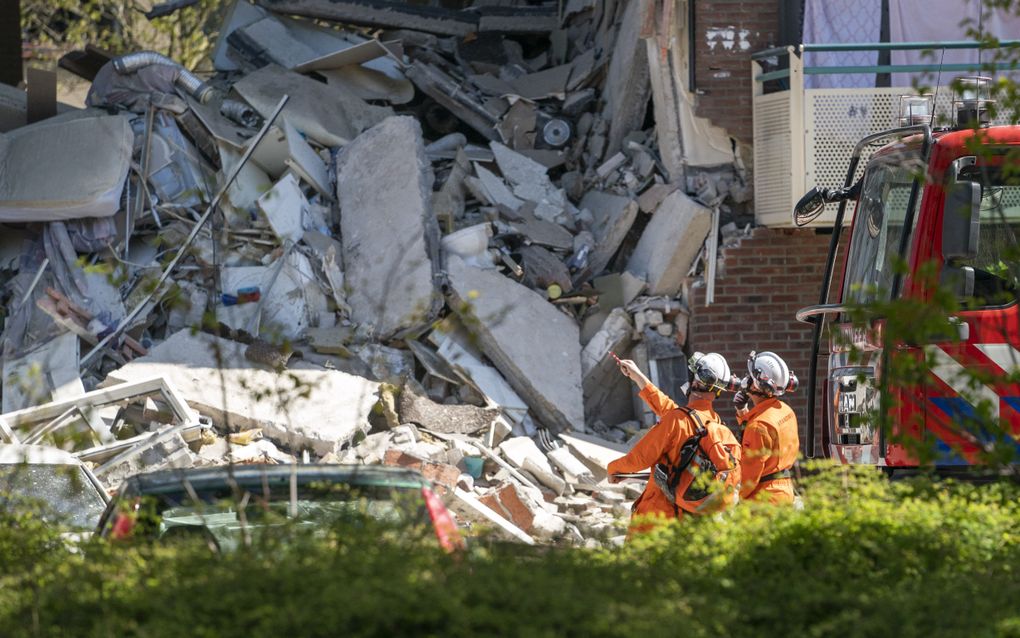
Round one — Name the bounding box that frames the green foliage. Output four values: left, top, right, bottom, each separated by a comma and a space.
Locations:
21, 0, 225, 70
1, 465, 1018, 637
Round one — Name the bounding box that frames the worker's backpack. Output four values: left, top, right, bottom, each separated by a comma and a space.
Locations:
653, 408, 740, 515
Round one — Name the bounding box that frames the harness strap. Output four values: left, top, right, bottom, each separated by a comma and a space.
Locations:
759, 468, 793, 483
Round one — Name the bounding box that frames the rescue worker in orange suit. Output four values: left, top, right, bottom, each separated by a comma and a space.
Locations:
608, 352, 742, 532
732, 351, 800, 505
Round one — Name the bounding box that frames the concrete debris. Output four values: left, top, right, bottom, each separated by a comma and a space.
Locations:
336, 116, 441, 339
398, 380, 499, 436
626, 190, 713, 296
104, 330, 379, 455
446, 255, 583, 434
0, 0, 748, 547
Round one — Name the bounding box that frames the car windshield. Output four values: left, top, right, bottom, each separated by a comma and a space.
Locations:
0, 464, 107, 530
843, 152, 925, 305
120, 477, 429, 550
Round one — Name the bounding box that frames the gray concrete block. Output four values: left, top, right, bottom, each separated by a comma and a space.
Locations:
581, 191, 639, 276
445, 254, 583, 433
336, 116, 441, 338
105, 330, 380, 455
626, 190, 712, 296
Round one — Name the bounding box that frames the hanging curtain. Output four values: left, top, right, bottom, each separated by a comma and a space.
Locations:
803, 0, 883, 89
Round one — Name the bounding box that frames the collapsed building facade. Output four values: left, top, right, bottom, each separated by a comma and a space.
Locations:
0, 0, 821, 544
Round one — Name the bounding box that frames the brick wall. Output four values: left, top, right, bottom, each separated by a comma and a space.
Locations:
692, 0, 781, 142
689, 227, 847, 455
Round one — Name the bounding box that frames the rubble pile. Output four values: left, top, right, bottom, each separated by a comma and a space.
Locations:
0, 0, 748, 545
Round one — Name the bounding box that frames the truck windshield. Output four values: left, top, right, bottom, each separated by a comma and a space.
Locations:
842, 154, 924, 305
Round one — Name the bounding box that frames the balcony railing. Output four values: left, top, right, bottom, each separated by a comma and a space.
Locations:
751, 41, 1020, 227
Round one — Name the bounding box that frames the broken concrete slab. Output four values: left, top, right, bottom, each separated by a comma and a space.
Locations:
405, 62, 498, 141
626, 190, 712, 296
490, 142, 571, 225
505, 63, 572, 100
638, 182, 678, 213
581, 308, 635, 427
445, 254, 583, 433
2, 332, 81, 413
0, 114, 133, 222
398, 381, 499, 435
498, 436, 556, 478
557, 431, 631, 481
280, 118, 330, 199
582, 191, 639, 276
336, 116, 441, 339
105, 330, 380, 455
547, 446, 596, 483
601, 0, 651, 160
500, 209, 574, 251
257, 173, 307, 244
473, 164, 524, 211
234, 64, 392, 147
429, 323, 530, 424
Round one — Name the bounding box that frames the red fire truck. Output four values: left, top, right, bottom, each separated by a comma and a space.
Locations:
794, 80, 1020, 471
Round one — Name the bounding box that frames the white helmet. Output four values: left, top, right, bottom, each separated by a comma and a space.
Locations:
747, 351, 797, 397
689, 352, 732, 394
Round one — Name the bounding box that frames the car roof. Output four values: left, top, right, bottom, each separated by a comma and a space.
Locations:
0, 444, 82, 466
116, 464, 431, 496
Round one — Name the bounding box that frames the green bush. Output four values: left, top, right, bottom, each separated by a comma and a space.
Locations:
1, 463, 1017, 638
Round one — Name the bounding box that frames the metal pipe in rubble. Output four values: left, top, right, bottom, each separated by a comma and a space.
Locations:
112, 51, 215, 104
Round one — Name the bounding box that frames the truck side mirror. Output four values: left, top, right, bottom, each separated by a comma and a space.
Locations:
942, 181, 981, 261
794, 187, 826, 226
939, 264, 975, 299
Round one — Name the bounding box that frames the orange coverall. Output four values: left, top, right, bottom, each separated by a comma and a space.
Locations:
607, 384, 738, 528
738, 397, 799, 504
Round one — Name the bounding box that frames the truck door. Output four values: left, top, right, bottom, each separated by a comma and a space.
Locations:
928, 162, 1020, 465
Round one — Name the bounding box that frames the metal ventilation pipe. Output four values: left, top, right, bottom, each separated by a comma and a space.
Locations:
111, 51, 215, 104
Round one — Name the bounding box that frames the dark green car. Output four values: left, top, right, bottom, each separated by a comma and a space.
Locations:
96, 464, 464, 552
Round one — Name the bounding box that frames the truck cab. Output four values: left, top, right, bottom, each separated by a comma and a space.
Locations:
795, 97, 1020, 470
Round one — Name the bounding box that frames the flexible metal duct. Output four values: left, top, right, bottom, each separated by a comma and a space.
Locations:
111, 51, 214, 104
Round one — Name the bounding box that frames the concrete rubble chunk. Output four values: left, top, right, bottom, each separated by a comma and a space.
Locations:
2, 332, 81, 413
490, 142, 569, 224
105, 330, 381, 455
600, 0, 651, 160
336, 116, 441, 338
498, 436, 556, 477
398, 381, 499, 435
626, 190, 713, 296
445, 254, 583, 432
557, 431, 631, 481
0, 114, 133, 222
547, 446, 596, 483
581, 309, 635, 427
582, 191, 639, 276
429, 324, 529, 424
257, 173, 307, 244
473, 164, 524, 211
234, 64, 393, 147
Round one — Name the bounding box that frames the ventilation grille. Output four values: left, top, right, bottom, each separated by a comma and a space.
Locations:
753, 91, 794, 223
